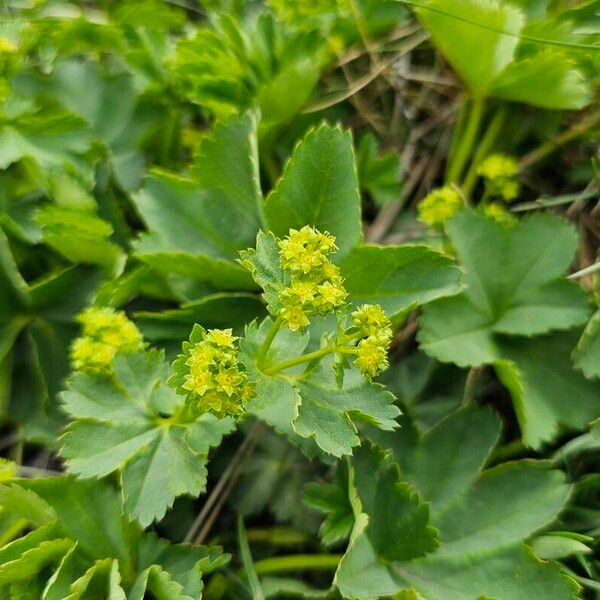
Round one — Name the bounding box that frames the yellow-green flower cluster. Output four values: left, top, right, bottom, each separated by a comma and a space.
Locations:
482, 202, 516, 227
477, 153, 520, 201
351, 304, 393, 379
277, 226, 348, 331
179, 328, 254, 418
71, 307, 144, 375
418, 185, 464, 229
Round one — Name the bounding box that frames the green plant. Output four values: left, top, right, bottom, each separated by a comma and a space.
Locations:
1, 0, 600, 598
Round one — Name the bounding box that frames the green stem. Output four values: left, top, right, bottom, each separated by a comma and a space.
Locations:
462, 106, 507, 199
520, 109, 600, 170
446, 96, 469, 170
265, 345, 356, 375
250, 554, 342, 576
446, 96, 486, 185
257, 316, 283, 368
462, 366, 480, 406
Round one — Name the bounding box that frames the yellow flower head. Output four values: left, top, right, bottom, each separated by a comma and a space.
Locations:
477, 153, 518, 180
280, 305, 311, 331
418, 186, 464, 229
482, 202, 516, 227
477, 154, 520, 202
277, 226, 348, 329
314, 281, 348, 313
172, 326, 254, 418
70, 337, 117, 376
71, 307, 144, 375
278, 225, 337, 274
351, 304, 391, 337
355, 336, 390, 379
205, 328, 238, 348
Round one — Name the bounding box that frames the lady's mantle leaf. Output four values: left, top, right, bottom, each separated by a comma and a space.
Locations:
341, 244, 462, 318
334, 443, 439, 599
418, 209, 595, 447
294, 376, 400, 457
59, 351, 232, 526
131, 112, 262, 289
263, 124, 362, 260
573, 309, 600, 379
337, 406, 578, 599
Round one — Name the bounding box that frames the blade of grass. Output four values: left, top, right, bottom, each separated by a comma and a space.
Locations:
512, 189, 598, 212
237, 515, 265, 600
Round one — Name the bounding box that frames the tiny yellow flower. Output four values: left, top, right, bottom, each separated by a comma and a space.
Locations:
183, 370, 213, 396
477, 153, 518, 180
71, 307, 144, 375
418, 186, 464, 229
477, 154, 520, 202
205, 328, 238, 348
215, 368, 243, 396
281, 305, 310, 331
482, 202, 516, 227
288, 280, 316, 305
70, 337, 116, 376
314, 281, 347, 312
355, 337, 389, 379
351, 304, 391, 337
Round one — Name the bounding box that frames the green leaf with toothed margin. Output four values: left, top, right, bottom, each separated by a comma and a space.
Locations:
59, 350, 231, 526
336, 406, 577, 599
418, 209, 595, 447
293, 374, 400, 457
341, 244, 462, 318
263, 124, 362, 260
573, 309, 600, 380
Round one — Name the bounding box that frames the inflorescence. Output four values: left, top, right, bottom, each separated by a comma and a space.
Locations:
351, 304, 393, 378
169, 325, 255, 418
418, 185, 464, 229
71, 307, 144, 375
277, 226, 348, 331
477, 153, 520, 202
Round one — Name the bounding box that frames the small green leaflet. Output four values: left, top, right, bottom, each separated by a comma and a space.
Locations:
60, 350, 234, 526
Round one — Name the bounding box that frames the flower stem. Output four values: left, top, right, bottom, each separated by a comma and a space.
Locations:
446, 96, 486, 185
461, 106, 506, 199
264, 345, 357, 375
257, 315, 283, 368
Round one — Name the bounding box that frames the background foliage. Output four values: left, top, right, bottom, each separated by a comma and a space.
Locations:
0, 0, 599, 598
